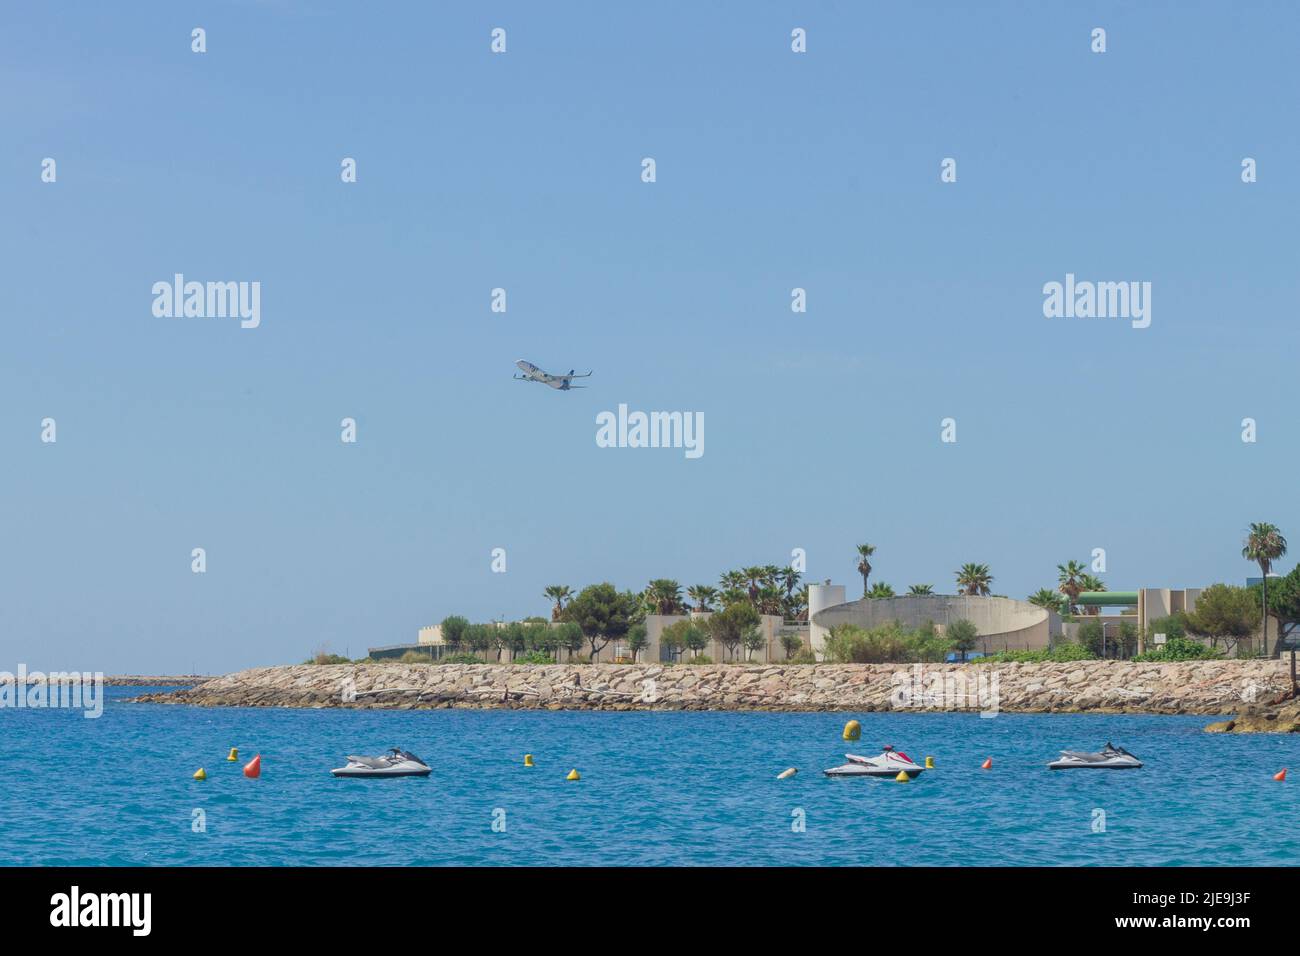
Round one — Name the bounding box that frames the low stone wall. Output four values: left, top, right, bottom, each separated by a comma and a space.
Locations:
130, 660, 1293, 715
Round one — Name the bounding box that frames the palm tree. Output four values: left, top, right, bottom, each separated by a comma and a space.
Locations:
786, 585, 809, 622
643, 579, 683, 615
1078, 574, 1106, 615
778, 566, 802, 599
718, 586, 750, 608
756, 584, 785, 616
1057, 560, 1087, 614
907, 584, 934, 595
687, 585, 718, 613
741, 566, 767, 603
955, 563, 993, 596
867, 582, 896, 599
1243, 522, 1288, 657
719, 569, 744, 587
543, 585, 572, 622
856, 543, 876, 598
1028, 588, 1066, 615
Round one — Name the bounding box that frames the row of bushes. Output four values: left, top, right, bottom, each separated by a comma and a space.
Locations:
306, 612, 1228, 667
820, 621, 972, 664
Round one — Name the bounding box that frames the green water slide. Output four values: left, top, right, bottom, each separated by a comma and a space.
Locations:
1075, 591, 1139, 607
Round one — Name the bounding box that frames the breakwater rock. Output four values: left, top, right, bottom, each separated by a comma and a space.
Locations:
1204, 698, 1300, 734
105, 675, 207, 686
129, 660, 1291, 714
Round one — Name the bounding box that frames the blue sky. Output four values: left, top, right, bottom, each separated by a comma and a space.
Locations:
3, 1, 1298, 673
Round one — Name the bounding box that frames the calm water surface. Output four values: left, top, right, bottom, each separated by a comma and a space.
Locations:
2, 687, 1296, 866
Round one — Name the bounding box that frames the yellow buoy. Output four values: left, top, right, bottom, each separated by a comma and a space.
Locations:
842, 719, 861, 741
895, 771, 910, 783
777, 767, 797, 780
226, 747, 238, 762
566, 769, 580, 781
524, 754, 534, 767
924, 756, 935, 769
193, 768, 206, 781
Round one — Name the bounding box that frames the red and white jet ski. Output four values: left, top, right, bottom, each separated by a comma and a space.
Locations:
824, 745, 924, 779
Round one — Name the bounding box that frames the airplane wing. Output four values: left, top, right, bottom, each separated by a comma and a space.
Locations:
569, 371, 593, 378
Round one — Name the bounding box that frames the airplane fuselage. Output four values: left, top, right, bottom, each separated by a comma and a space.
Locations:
514, 359, 588, 390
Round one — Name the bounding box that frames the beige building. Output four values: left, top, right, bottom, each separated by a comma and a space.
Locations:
809, 590, 1062, 658
1071, 588, 1277, 655
602, 612, 809, 664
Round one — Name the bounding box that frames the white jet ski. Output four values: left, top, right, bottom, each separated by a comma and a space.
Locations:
331, 748, 432, 778
824, 745, 924, 779
1048, 742, 1142, 770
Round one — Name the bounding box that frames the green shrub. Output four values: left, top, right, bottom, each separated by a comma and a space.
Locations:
398, 649, 436, 663
1144, 613, 1188, 644
440, 615, 470, 651
304, 653, 351, 665
511, 651, 556, 664
437, 652, 485, 665
686, 655, 713, 665
946, 619, 980, 661
1132, 636, 1222, 662
975, 643, 1095, 664
821, 622, 952, 664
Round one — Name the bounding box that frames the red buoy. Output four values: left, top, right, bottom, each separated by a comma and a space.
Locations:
980, 757, 992, 770
243, 754, 262, 778
1275, 768, 1287, 782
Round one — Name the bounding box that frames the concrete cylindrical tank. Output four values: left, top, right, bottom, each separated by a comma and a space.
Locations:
807, 583, 846, 660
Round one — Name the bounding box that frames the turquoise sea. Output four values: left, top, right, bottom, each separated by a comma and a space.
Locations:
2, 687, 1296, 866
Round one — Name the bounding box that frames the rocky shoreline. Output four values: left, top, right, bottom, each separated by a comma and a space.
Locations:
1204, 698, 1300, 734
105, 675, 208, 686
129, 660, 1293, 717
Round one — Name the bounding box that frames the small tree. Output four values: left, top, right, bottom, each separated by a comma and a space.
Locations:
440, 615, 469, 652
659, 623, 685, 662
555, 621, 585, 662
780, 633, 804, 659
1251, 566, 1300, 658
1187, 583, 1260, 655
947, 618, 980, 661
626, 622, 648, 662
1117, 621, 1139, 659
684, 622, 710, 661
1077, 620, 1104, 657
464, 623, 494, 661
742, 626, 767, 661
707, 603, 760, 661
660, 619, 700, 662
1144, 612, 1188, 648
521, 622, 553, 658
562, 583, 643, 661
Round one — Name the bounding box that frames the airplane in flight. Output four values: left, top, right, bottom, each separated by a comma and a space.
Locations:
513, 359, 592, 390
